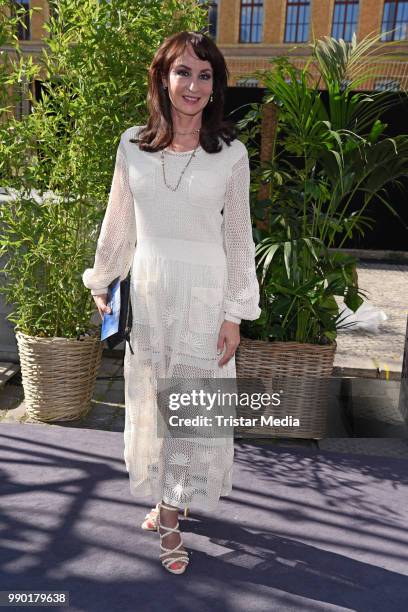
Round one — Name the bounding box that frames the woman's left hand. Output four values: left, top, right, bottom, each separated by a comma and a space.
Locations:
217, 320, 240, 367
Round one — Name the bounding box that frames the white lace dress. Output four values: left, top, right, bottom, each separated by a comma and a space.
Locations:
83, 125, 260, 511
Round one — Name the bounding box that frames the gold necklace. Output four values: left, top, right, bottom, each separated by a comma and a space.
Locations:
173, 128, 201, 136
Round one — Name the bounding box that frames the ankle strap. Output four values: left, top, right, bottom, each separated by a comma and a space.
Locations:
160, 502, 179, 512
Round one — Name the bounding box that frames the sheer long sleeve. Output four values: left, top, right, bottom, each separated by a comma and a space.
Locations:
222, 148, 261, 324
82, 137, 136, 296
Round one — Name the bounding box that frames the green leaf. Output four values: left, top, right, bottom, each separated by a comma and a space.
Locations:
344, 289, 364, 312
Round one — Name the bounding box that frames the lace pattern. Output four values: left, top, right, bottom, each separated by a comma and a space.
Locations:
82, 126, 260, 511
82, 138, 136, 295
222, 151, 261, 323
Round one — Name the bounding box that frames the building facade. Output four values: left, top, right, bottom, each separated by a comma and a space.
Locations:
2, 0, 408, 119
209, 0, 408, 89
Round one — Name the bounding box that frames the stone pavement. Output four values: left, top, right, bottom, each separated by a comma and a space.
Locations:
334, 261, 408, 374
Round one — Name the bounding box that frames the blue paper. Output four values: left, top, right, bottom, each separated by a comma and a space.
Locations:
101, 278, 121, 341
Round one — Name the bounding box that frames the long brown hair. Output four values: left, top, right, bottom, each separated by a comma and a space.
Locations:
130, 31, 237, 154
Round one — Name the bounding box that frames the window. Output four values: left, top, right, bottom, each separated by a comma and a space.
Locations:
284, 0, 310, 43
208, 1, 218, 39
381, 1, 408, 41
331, 0, 359, 41
239, 1, 263, 43
11, 1, 30, 41
198, 1, 219, 40
374, 78, 400, 90
236, 78, 259, 87
284, 76, 302, 84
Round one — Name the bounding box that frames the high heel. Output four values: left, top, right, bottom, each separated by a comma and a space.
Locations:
141, 502, 160, 531
141, 503, 190, 531
157, 502, 189, 575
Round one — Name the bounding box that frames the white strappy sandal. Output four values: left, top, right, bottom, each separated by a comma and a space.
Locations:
141, 502, 160, 531
141, 503, 190, 531
157, 502, 190, 575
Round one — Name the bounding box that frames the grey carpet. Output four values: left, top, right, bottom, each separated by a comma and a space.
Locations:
1, 423, 408, 612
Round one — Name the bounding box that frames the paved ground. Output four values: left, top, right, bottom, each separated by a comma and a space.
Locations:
1, 422, 408, 612
334, 262, 408, 374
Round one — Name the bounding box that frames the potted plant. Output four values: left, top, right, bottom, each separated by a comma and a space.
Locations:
0, 0, 205, 421
235, 33, 408, 438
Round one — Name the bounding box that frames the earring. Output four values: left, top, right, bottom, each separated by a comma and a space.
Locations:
210, 93, 213, 102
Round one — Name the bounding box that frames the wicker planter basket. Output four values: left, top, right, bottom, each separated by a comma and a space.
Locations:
235, 337, 336, 439
16, 330, 103, 422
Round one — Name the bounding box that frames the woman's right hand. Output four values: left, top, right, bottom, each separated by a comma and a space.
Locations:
93, 294, 112, 321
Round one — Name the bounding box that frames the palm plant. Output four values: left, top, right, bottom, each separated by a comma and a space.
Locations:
238, 32, 408, 344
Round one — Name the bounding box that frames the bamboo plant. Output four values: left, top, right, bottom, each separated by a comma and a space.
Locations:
0, 0, 206, 338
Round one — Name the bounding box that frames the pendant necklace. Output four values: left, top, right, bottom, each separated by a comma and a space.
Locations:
161, 130, 201, 192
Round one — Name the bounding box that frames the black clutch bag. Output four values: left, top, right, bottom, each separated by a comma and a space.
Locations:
104, 272, 134, 354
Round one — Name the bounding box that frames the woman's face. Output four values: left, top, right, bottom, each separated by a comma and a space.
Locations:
163, 43, 214, 118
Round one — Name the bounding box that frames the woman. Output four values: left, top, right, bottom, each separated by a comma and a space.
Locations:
82, 30, 260, 575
